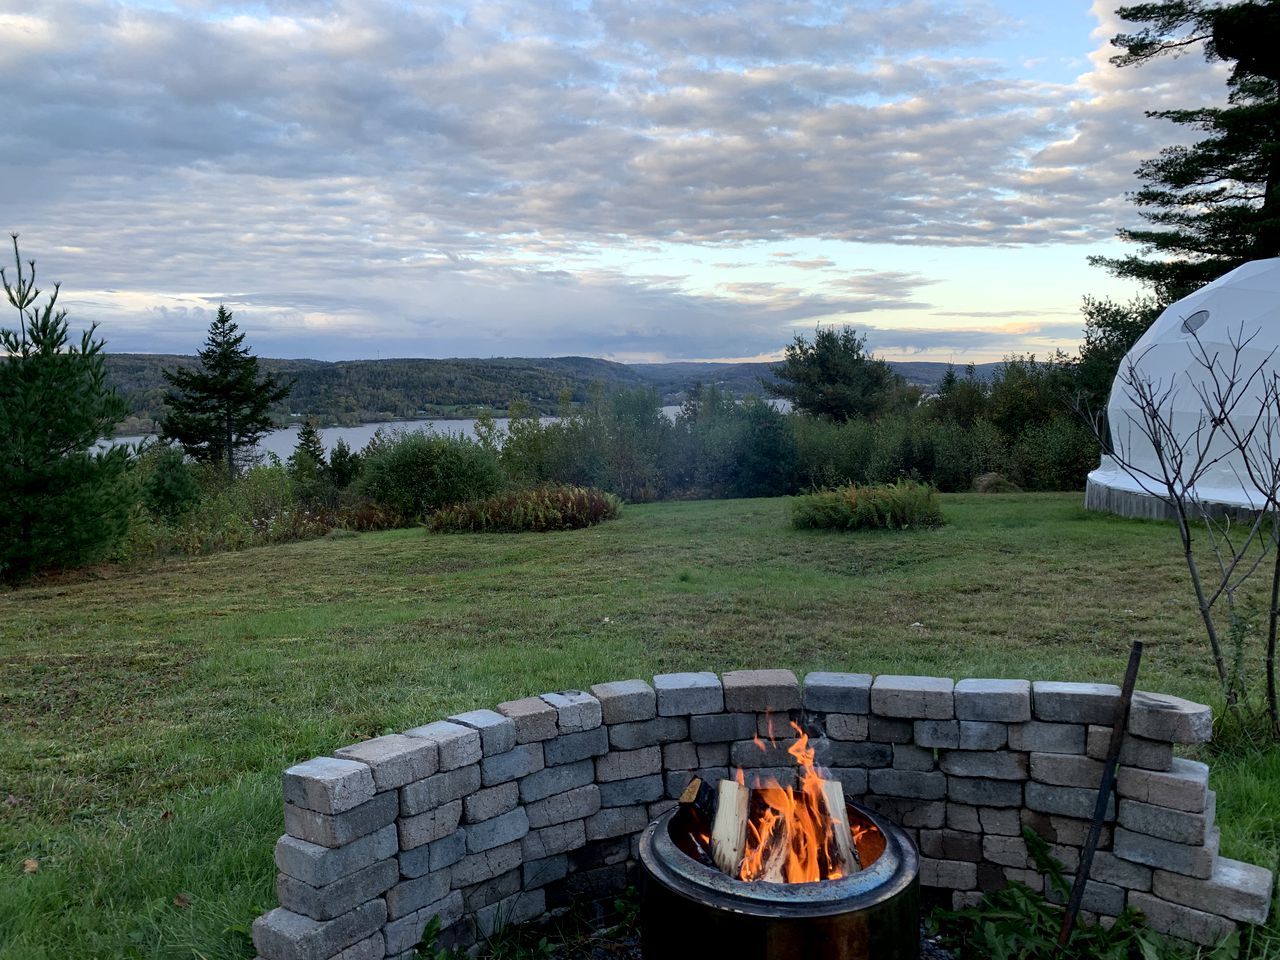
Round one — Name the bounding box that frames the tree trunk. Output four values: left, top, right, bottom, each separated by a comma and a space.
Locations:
1254, 136, 1280, 261
225, 404, 235, 481
1178, 507, 1233, 698
1268, 519, 1280, 737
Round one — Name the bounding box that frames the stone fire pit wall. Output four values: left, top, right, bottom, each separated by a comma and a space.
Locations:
252, 671, 1275, 960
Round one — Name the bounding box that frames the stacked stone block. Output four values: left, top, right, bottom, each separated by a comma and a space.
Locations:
253, 673, 1274, 959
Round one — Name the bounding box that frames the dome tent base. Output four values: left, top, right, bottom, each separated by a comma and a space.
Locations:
1084, 479, 1177, 520
1084, 478, 1259, 522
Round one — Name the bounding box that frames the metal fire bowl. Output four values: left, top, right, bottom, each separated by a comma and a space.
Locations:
639, 801, 920, 960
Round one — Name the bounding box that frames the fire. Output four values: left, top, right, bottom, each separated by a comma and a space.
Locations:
737, 720, 855, 883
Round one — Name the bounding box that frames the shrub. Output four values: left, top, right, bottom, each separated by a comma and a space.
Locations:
103, 455, 402, 565
930, 828, 1167, 960
140, 446, 201, 522
865, 415, 926, 483
1007, 417, 1098, 492
972, 472, 1022, 493
328, 438, 362, 488
791, 481, 944, 531
500, 388, 673, 501
329, 498, 400, 532
358, 430, 504, 521
429, 486, 621, 533
671, 388, 796, 498
792, 415, 871, 488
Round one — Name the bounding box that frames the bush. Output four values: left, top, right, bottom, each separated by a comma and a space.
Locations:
933, 419, 1010, 492
328, 438, 362, 488
358, 430, 504, 522
791, 481, 944, 531
500, 388, 673, 501
792, 415, 873, 488
931, 828, 1167, 960
140, 446, 201, 522
972, 472, 1022, 493
429, 486, 622, 533
671, 387, 797, 498
329, 499, 400, 532
1007, 418, 1098, 492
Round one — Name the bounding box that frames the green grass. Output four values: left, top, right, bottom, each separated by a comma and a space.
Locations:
1, 493, 1277, 958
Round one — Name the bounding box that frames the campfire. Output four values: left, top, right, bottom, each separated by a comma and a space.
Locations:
671, 720, 886, 884
640, 719, 920, 959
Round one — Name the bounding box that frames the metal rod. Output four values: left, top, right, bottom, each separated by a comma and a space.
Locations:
1056, 640, 1144, 949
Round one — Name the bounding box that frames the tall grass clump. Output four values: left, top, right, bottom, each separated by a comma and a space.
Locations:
791, 480, 944, 531
429, 486, 621, 533
358, 430, 504, 522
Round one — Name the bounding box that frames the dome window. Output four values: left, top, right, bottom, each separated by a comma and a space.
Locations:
1181, 309, 1210, 335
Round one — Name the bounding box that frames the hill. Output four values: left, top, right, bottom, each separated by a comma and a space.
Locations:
104, 354, 1003, 433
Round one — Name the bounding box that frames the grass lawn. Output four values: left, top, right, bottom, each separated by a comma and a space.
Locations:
1, 493, 1278, 958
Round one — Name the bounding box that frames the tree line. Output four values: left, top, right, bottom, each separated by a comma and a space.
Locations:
103, 353, 786, 433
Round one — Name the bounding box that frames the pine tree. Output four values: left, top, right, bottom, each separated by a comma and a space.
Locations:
160, 306, 292, 478
0, 235, 132, 581
1089, 0, 1280, 302
932, 363, 989, 428
288, 419, 327, 477
763, 326, 906, 422
287, 418, 334, 509
327, 438, 362, 489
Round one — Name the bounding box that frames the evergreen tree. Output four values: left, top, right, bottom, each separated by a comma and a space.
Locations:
288, 419, 327, 478
764, 326, 905, 422
327, 438, 362, 489
932, 363, 989, 428
160, 306, 292, 478
288, 419, 335, 509
141, 446, 200, 523
0, 235, 131, 581
1090, 0, 1280, 302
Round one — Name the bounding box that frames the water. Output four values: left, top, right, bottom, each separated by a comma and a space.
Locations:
106, 405, 694, 459
108, 417, 529, 460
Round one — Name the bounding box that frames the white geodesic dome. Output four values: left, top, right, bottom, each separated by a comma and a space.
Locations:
1086, 258, 1280, 516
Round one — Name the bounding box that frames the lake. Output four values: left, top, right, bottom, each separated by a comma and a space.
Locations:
109, 417, 526, 460
107, 407, 687, 460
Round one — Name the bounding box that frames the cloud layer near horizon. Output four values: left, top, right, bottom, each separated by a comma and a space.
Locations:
0, 0, 1222, 360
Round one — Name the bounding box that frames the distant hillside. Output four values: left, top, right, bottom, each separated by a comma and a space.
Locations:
625, 361, 781, 397
104, 353, 1002, 434
889, 360, 1003, 387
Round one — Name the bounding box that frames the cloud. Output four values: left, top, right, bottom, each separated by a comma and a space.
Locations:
858, 319, 1084, 356
831, 270, 942, 298
930, 308, 1076, 319
86, 255, 942, 361
0, 0, 1228, 360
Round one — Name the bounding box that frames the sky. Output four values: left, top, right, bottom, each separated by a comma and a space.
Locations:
1, 0, 1225, 363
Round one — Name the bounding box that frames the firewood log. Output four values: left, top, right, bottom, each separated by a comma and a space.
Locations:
756, 814, 790, 882
819, 779, 860, 874
710, 779, 749, 876
678, 776, 718, 822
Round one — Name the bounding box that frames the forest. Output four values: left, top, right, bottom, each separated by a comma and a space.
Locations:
104, 353, 998, 434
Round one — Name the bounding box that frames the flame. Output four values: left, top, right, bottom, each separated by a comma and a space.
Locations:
737, 720, 853, 883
